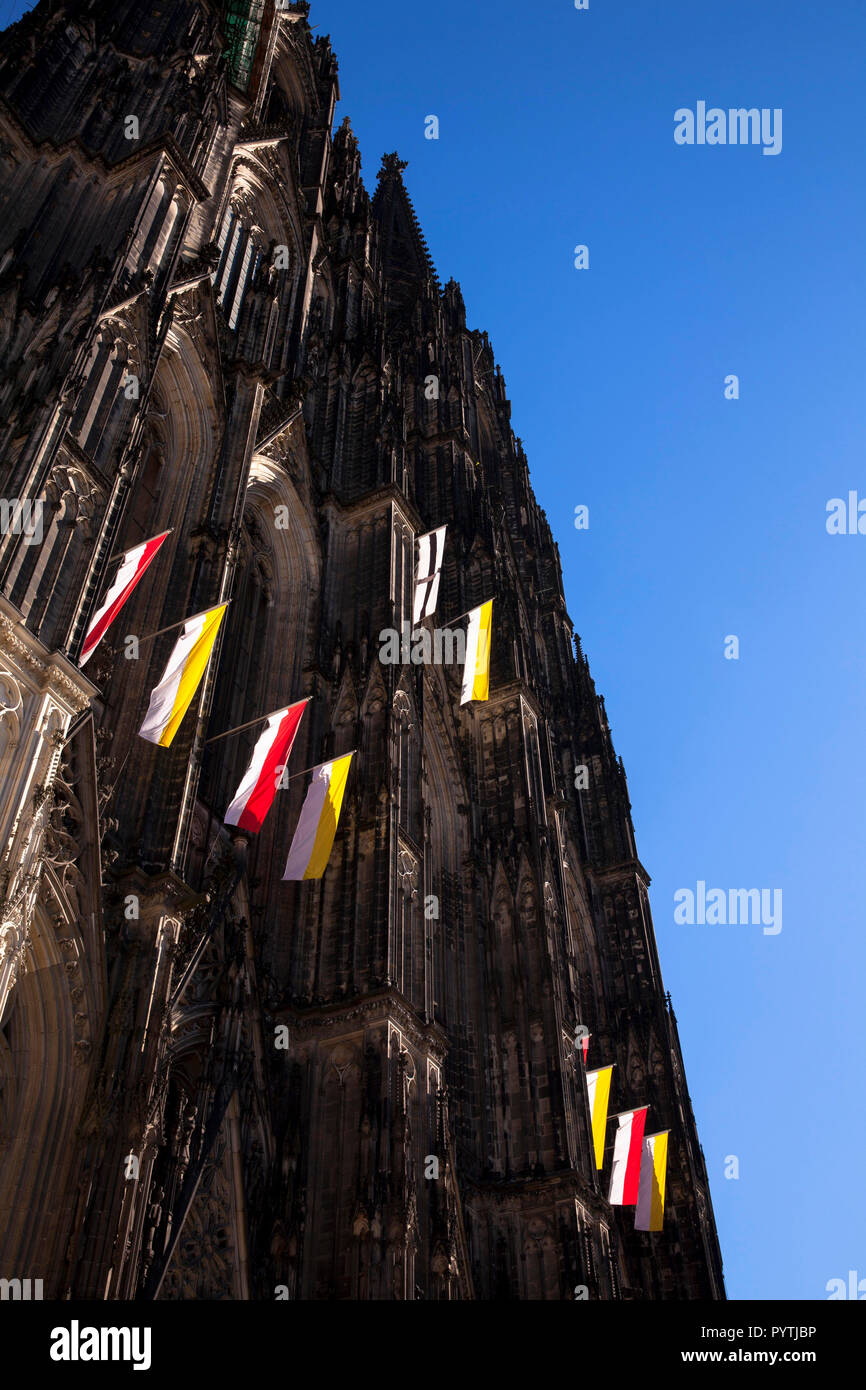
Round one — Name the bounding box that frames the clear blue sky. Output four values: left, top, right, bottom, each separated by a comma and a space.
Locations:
4, 0, 864, 1300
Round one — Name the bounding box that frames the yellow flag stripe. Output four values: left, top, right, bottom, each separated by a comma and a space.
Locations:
158, 605, 227, 747
589, 1065, 613, 1169
649, 1131, 668, 1230
303, 752, 353, 879
471, 599, 493, 701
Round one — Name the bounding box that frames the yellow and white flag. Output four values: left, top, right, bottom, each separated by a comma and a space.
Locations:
282, 753, 353, 880
586, 1065, 614, 1169
139, 604, 227, 747
460, 599, 493, 705
634, 1130, 669, 1231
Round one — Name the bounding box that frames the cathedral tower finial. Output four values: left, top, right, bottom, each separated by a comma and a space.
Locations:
378, 151, 409, 180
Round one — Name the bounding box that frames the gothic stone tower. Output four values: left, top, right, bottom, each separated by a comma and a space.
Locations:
0, 0, 725, 1300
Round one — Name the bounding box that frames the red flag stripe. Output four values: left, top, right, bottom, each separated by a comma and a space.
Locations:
225, 701, 308, 834
622, 1106, 649, 1205
80, 531, 170, 664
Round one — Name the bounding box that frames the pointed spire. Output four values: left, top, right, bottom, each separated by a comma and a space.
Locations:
441, 278, 466, 330
377, 151, 409, 182
373, 153, 441, 296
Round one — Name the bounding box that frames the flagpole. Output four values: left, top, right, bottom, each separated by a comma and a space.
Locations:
278, 750, 357, 784
61, 334, 174, 662
600, 1127, 669, 1153
418, 597, 495, 628
446, 598, 494, 626
136, 617, 190, 645
137, 602, 230, 648
169, 377, 267, 875
102, 746, 132, 809
105, 527, 173, 566
203, 698, 311, 746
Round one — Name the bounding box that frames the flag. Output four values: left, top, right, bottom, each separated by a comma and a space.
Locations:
634, 1131, 669, 1231
607, 1107, 649, 1205
80, 531, 170, 666
578, 1032, 591, 1065
139, 604, 227, 747
282, 752, 353, 880
460, 599, 493, 705
224, 700, 309, 833
413, 525, 446, 623
585, 1065, 614, 1169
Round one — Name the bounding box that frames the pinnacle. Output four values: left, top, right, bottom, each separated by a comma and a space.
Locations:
378, 151, 409, 181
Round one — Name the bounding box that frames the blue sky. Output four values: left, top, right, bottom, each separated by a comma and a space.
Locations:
4, 0, 863, 1300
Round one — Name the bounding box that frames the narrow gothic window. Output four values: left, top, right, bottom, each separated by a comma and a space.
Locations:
228, 239, 256, 329
215, 218, 242, 304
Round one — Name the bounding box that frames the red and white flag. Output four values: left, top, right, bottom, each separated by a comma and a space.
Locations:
607, 1107, 648, 1205
80, 531, 170, 666
224, 700, 309, 833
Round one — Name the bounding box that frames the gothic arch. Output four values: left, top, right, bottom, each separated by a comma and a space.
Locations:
149, 322, 222, 527
332, 358, 379, 494
563, 862, 605, 1038
200, 454, 320, 907
422, 683, 467, 878
266, 34, 317, 118
223, 157, 305, 255
210, 154, 307, 366
4, 456, 106, 646
0, 893, 97, 1290
95, 323, 224, 865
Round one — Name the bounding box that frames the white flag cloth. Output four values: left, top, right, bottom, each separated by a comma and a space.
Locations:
282, 753, 353, 881
138, 605, 227, 747
634, 1131, 669, 1231
224, 700, 308, 833
80, 530, 169, 666
607, 1107, 648, 1205
413, 525, 446, 624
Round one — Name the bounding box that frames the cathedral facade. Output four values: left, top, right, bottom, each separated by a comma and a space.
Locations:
0, 0, 725, 1299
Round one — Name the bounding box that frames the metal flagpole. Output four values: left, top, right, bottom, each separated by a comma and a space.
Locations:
203, 697, 311, 746
135, 602, 230, 648
277, 750, 357, 784
103, 527, 174, 567
437, 597, 495, 627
